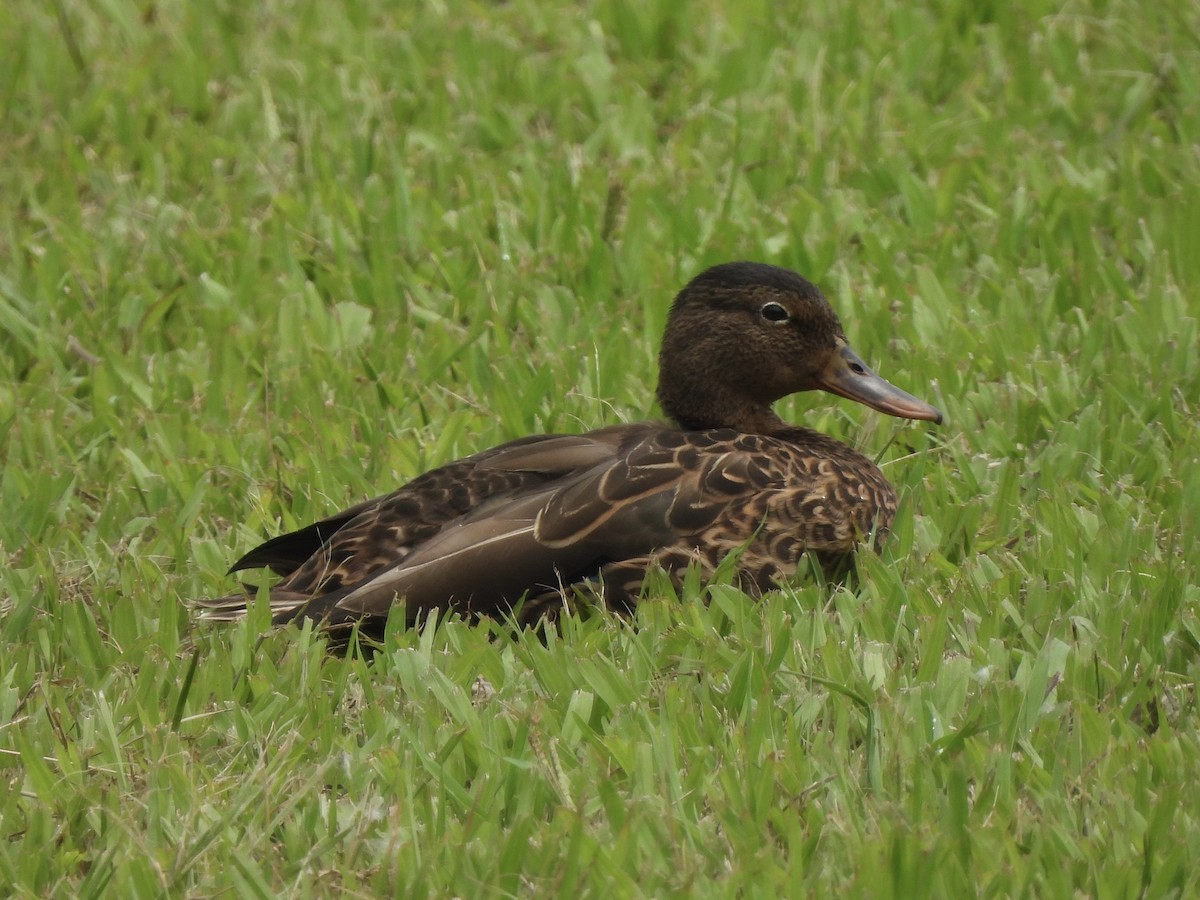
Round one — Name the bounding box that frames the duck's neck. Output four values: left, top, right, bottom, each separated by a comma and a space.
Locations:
660, 381, 786, 435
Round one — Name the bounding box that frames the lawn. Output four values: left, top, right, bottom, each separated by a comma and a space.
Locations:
2, 0, 1198, 895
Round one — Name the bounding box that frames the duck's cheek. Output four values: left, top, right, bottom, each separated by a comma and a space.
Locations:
748, 359, 816, 399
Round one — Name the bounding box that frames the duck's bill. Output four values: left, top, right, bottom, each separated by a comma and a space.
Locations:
815, 343, 943, 424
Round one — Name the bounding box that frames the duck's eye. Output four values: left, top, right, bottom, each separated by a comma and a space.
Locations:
760, 302, 790, 323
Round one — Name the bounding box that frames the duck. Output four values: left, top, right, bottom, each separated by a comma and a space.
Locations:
197, 262, 941, 634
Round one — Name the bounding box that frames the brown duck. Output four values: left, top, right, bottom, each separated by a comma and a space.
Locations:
198, 262, 941, 633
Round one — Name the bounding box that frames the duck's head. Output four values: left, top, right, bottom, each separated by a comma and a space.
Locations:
656, 262, 943, 434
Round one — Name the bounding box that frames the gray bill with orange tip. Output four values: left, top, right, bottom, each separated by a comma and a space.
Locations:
815, 342, 943, 424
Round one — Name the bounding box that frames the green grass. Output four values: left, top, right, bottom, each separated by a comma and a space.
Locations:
3, 0, 1199, 895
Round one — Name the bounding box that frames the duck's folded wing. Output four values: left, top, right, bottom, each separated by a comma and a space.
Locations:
205, 430, 791, 628
322, 431, 784, 622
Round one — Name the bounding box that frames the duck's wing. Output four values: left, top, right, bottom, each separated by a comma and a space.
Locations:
198, 430, 639, 623
264, 428, 790, 627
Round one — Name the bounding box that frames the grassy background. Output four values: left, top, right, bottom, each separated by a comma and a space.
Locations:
3, 0, 1199, 895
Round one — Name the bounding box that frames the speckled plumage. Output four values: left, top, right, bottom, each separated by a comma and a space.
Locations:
197, 262, 941, 633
